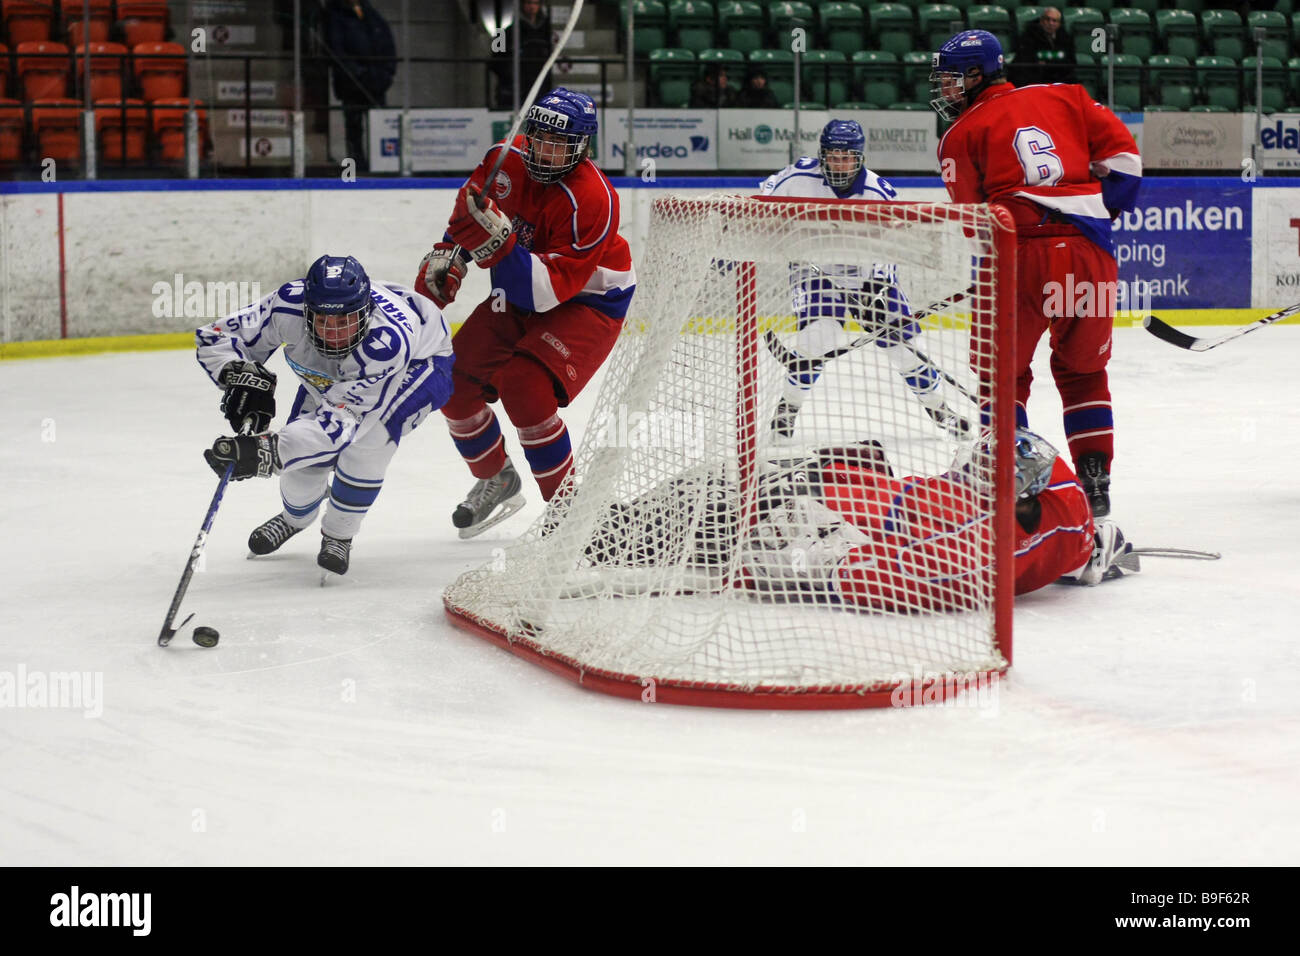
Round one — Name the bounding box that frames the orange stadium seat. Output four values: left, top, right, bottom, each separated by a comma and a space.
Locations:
116, 0, 169, 47
132, 41, 186, 101
152, 97, 208, 162
30, 98, 81, 163
60, 0, 112, 46
76, 42, 129, 102
0, 98, 24, 163
95, 98, 148, 162
16, 41, 70, 101
3, 2, 53, 45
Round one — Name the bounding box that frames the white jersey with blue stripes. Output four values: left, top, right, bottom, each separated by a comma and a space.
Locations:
196, 279, 454, 470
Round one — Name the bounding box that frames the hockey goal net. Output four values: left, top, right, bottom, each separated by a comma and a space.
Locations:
445, 195, 1017, 708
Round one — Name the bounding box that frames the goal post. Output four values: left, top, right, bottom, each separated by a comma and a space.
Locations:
445, 195, 1018, 708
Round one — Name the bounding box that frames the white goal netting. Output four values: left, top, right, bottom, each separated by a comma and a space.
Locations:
445, 196, 1016, 707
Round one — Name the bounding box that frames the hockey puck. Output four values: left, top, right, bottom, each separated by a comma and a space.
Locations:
192, 626, 220, 648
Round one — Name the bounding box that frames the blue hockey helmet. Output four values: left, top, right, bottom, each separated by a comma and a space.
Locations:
930, 30, 1006, 121
819, 119, 865, 190
303, 254, 373, 359
522, 87, 598, 184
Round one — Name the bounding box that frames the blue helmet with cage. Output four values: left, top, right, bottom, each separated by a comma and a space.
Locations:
303, 254, 373, 359
819, 119, 865, 190
930, 29, 1006, 121
522, 87, 598, 184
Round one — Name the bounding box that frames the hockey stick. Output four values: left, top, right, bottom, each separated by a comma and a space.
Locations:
157, 462, 235, 647
764, 284, 981, 404
1129, 547, 1221, 560
451, 0, 586, 265
1142, 301, 1300, 352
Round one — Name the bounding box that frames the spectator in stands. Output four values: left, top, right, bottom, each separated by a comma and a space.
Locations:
491, 0, 554, 110
1009, 7, 1076, 87
690, 65, 736, 108
323, 0, 397, 169
735, 68, 779, 108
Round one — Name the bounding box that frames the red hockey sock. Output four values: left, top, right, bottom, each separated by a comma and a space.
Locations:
499, 355, 573, 500
443, 403, 507, 480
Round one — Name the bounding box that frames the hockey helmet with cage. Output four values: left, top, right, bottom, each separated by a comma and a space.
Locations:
930, 29, 1006, 122
1012, 428, 1059, 499
818, 119, 866, 191
522, 87, 598, 184
303, 254, 373, 359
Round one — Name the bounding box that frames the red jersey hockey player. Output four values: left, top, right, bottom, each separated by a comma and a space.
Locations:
742, 431, 1138, 611
930, 29, 1141, 518
415, 88, 636, 537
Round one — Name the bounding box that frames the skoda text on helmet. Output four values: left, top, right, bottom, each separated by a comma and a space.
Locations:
522, 87, 598, 184
303, 254, 373, 359
929, 30, 1006, 122
819, 119, 865, 191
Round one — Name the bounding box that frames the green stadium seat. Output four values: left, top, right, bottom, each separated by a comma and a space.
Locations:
1155, 10, 1200, 61
1105, 52, 1143, 109
668, 0, 716, 55
1289, 57, 1300, 107
1143, 104, 1178, 111
1241, 56, 1287, 113
1014, 6, 1044, 35
749, 48, 797, 103
627, 0, 669, 54
887, 101, 932, 110
1064, 7, 1104, 56
1109, 8, 1153, 61
819, 3, 866, 57
834, 101, 878, 109
902, 49, 932, 103
1147, 54, 1195, 110
1201, 9, 1244, 62
1074, 51, 1101, 99
649, 47, 697, 106
1188, 104, 1228, 112
1127, 0, 1159, 14
801, 49, 851, 106
770, 0, 816, 40
698, 46, 747, 73
867, 3, 915, 58
851, 49, 899, 106
718, 1, 765, 55
966, 5, 1013, 52
919, 4, 965, 49
783, 101, 826, 109
1246, 11, 1290, 62
1195, 54, 1240, 110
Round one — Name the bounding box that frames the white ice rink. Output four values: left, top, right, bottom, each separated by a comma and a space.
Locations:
1, 325, 1297, 866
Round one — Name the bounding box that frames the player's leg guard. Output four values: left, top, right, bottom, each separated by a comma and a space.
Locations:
321, 434, 401, 541
443, 402, 508, 480
499, 353, 573, 501
879, 342, 971, 438
277, 463, 332, 529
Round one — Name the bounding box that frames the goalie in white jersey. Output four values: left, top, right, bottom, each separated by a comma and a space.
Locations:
196, 254, 455, 577
759, 119, 970, 439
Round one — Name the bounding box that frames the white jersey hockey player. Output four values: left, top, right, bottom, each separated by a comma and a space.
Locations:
196, 254, 455, 577
759, 119, 970, 440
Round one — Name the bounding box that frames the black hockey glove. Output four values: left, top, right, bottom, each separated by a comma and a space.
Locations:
204, 433, 281, 481
219, 360, 277, 434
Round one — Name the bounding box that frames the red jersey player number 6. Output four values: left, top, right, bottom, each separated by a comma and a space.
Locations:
930, 29, 1141, 520
414, 88, 637, 539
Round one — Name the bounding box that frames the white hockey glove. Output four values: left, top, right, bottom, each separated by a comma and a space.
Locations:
414, 242, 468, 309
448, 188, 516, 267
743, 497, 869, 590
1066, 520, 1141, 586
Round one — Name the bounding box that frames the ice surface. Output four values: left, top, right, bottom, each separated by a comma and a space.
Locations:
1, 326, 1297, 865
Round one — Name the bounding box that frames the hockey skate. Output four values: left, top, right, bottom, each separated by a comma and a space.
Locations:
1068, 520, 1140, 586
924, 403, 972, 438
248, 514, 304, 556
318, 533, 352, 580
452, 461, 525, 539
1077, 452, 1111, 517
